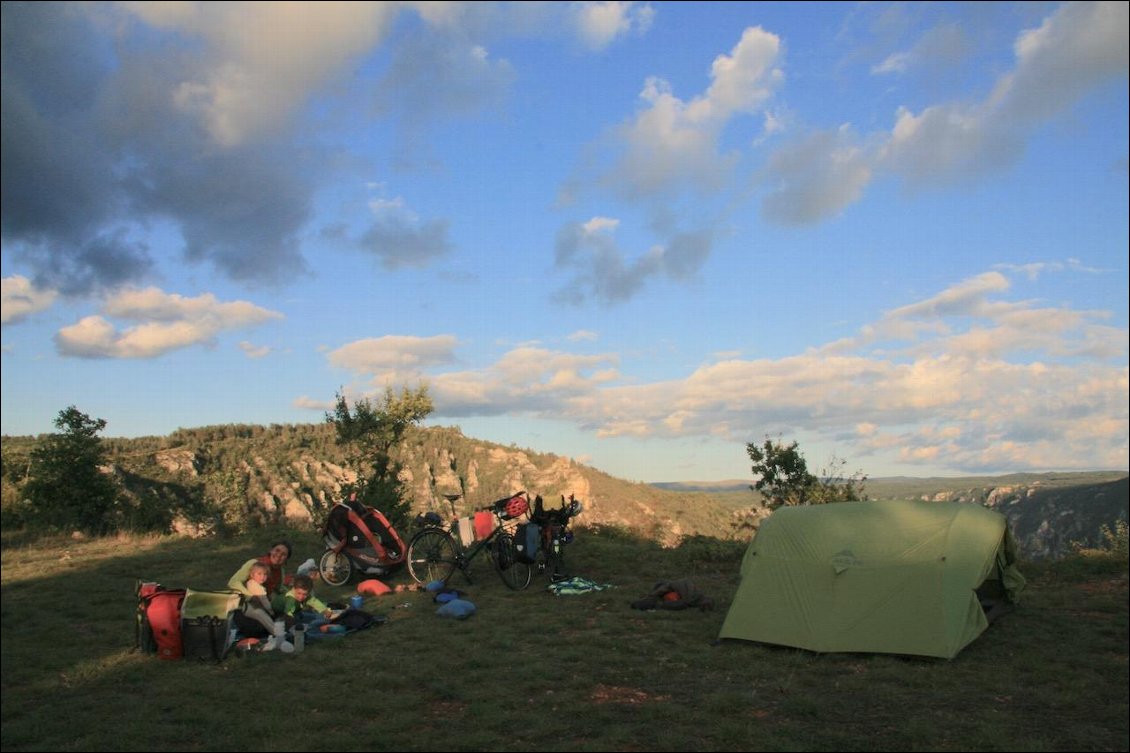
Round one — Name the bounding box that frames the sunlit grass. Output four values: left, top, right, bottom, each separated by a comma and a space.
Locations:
1, 526, 1126, 752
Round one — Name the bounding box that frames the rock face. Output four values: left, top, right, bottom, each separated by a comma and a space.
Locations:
155, 448, 199, 476
9, 425, 1120, 559
904, 477, 1129, 559
984, 477, 1128, 559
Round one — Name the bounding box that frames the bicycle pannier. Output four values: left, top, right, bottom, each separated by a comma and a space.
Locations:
513, 523, 541, 564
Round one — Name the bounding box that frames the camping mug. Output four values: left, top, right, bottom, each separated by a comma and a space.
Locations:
350, 594, 363, 609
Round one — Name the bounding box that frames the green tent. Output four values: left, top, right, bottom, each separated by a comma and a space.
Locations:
718, 500, 1025, 659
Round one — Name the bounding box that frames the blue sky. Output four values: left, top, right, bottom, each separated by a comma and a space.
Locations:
2, 1, 1127, 482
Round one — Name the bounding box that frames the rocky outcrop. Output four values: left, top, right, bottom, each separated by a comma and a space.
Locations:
913, 477, 1128, 559
154, 448, 200, 476
10, 424, 1117, 559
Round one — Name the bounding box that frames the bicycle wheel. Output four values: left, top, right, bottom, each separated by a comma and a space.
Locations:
319, 549, 352, 587
492, 533, 532, 591
407, 528, 458, 584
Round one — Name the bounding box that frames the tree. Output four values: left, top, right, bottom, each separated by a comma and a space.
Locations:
326, 385, 433, 529
808, 453, 869, 505
747, 437, 867, 511
747, 437, 817, 510
23, 406, 120, 533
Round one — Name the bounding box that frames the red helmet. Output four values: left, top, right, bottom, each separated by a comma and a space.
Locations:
504, 495, 529, 519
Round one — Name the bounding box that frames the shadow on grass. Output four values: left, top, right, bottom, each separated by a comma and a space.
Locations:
1, 526, 1126, 752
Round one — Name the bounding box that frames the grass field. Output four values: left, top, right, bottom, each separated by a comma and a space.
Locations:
1, 524, 1126, 752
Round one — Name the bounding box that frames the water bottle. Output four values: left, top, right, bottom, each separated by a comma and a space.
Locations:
292, 623, 305, 654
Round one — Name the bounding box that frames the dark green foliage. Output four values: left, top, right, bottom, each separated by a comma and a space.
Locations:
326, 385, 433, 530
20, 406, 121, 534
2, 415, 1122, 561
747, 437, 816, 509
747, 436, 867, 510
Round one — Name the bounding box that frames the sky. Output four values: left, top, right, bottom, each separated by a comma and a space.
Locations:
1, 1, 1127, 483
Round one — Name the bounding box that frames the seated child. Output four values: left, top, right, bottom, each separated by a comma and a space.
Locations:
243, 562, 293, 652
273, 574, 333, 628
245, 562, 274, 613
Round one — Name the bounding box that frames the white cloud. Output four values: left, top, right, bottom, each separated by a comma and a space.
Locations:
701, 26, 785, 119
573, 2, 654, 50
359, 195, 452, 270
124, 2, 400, 146
603, 26, 783, 199
882, 1, 1128, 185
870, 22, 969, 77
239, 341, 271, 359
293, 395, 333, 411
1, 276, 58, 326
54, 287, 282, 359
327, 335, 459, 378
873, 52, 911, 76
766, 2, 1129, 222
760, 126, 873, 224
348, 267, 1127, 475
582, 217, 619, 235
554, 219, 713, 304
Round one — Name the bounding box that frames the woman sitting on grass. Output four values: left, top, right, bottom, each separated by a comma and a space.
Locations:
227, 541, 295, 651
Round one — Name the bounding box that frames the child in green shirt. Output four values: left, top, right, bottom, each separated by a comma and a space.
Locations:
273, 574, 333, 623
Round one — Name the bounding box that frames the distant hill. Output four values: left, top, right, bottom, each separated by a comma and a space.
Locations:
2, 423, 1125, 558
651, 480, 750, 493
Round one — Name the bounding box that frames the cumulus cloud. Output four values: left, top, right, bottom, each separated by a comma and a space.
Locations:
323, 265, 1126, 474
374, 33, 515, 135
359, 197, 452, 270
0, 2, 539, 293
327, 335, 459, 382
54, 287, 283, 359
763, 1, 1129, 222
602, 26, 783, 200
553, 217, 713, 304
760, 126, 874, 225
1, 276, 57, 326
0, 4, 327, 291
557, 25, 781, 302
573, 2, 654, 50
293, 395, 334, 411
428, 345, 622, 417
871, 22, 969, 77
881, 1, 1128, 185
239, 341, 272, 359
825, 270, 1127, 363
126, 1, 399, 147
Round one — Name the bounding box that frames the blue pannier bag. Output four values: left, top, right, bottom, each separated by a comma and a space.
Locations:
513, 523, 540, 564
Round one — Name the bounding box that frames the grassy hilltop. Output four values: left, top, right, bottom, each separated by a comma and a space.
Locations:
0, 523, 1126, 752
2, 422, 1126, 560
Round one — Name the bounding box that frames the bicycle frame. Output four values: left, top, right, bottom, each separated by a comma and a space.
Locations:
406, 492, 534, 590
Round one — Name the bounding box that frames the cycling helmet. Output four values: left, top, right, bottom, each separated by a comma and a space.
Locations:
504, 494, 529, 519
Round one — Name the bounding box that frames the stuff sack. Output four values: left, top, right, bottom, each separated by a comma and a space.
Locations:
630, 579, 714, 612
473, 510, 494, 540
357, 579, 391, 597
455, 516, 476, 547
332, 607, 385, 632
436, 598, 476, 620
136, 582, 187, 660
180, 589, 241, 661
513, 523, 541, 564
